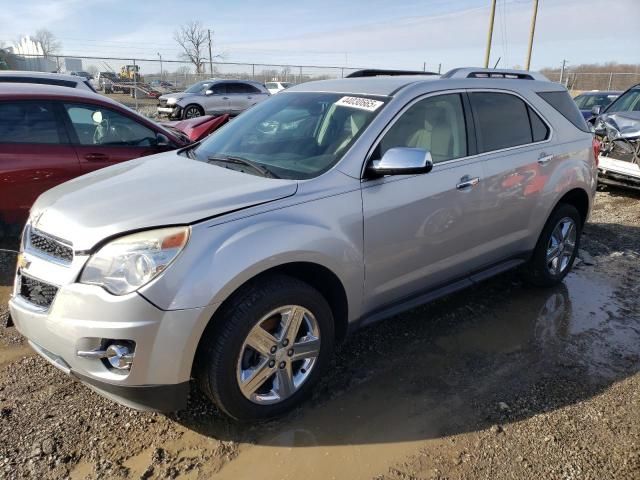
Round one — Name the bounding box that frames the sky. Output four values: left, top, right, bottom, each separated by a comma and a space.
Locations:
0, 0, 639, 73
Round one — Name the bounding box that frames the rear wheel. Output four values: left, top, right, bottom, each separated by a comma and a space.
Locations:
183, 104, 204, 119
196, 275, 335, 420
523, 203, 581, 287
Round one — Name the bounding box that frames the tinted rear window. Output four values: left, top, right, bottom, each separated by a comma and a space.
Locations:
470, 92, 533, 152
538, 91, 590, 132
0, 101, 61, 144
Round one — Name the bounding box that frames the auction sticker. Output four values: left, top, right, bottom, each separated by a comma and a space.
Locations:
335, 96, 384, 112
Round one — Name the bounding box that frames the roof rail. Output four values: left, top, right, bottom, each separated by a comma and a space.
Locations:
346, 69, 438, 78
441, 67, 549, 81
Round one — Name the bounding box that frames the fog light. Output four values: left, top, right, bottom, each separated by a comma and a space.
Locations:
105, 344, 134, 370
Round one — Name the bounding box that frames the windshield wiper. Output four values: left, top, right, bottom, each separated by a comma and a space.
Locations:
207, 155, 280, 178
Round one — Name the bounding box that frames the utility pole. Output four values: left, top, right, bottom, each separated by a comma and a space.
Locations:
423, 61, 426, 72
438, 63, 441, 74
207, 29, 214, 76
559, 59, 567, 84
525, 0, 539, 71
157, 52, 163, 80
483, 0, 497, 68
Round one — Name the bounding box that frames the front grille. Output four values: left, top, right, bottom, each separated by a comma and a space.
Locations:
29, 229, 73, 263
19, 273, 59, 309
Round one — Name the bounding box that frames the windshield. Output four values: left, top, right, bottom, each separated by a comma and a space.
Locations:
192, 92, 387, 179
185, 81, 213, 93
605, 87, 640, 113
574, 93, 616, 109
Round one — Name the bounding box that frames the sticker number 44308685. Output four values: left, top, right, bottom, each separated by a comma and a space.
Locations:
335, 96, 384, 112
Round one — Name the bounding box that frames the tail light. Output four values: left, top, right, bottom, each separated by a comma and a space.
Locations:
592, 137, 600, 167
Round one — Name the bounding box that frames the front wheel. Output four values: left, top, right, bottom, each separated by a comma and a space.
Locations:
523, 203, 582, 287
195, 275, 335, 420
182, 104, 204, 119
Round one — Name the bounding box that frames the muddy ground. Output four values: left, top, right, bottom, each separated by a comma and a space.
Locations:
0, 188, 638, 480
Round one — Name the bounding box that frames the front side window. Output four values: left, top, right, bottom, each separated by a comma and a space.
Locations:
64, 104, 157, 146
193, 92, 387, 179
185, 81, 213, 93
377, 93, 467, 163
471, 92, 548, 152
0, 101, 61, 144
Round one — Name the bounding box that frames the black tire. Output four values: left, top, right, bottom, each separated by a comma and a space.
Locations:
522, 203, 582, 287
195, 274, 335, 421
182, 104, 204, 119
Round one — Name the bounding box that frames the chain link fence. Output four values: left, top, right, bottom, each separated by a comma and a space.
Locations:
543, 71, 640, 93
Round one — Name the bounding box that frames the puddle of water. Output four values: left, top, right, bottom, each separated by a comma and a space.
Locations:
69, 460, 94, 480
0, 342, 33, 368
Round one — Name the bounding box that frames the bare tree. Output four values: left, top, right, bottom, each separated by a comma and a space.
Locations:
174, 21, 208, 74
32, 29, 61, 57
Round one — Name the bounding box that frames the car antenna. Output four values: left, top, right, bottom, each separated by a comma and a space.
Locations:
493, 57, 501, 69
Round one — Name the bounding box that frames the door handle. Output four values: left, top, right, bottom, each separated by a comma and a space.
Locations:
456, 176, 480, 190
222, 96, 229, 100
247, 96, 253, 99
538, 153, 554, 165
84, 153, 109, 162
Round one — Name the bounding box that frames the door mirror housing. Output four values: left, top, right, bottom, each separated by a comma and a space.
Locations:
155, 133, 171, 147
368, 147, 434, 176
591, 105, 602, 116
205, 90, 214, 96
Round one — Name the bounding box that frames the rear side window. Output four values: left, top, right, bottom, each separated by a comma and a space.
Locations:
538, 91, 589, 132
0, 76, 76, 89
470, 92, 544, 152
0, 101, 61, 144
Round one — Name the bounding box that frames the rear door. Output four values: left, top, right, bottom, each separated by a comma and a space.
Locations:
361, 92, 487, 313
59, 102, 170, 173
466, 90, 553, 265
0, 100, 79, 229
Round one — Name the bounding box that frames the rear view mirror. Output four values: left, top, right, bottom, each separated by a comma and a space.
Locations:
155, 133, 171, 147
591, 105, 602, 116
368, 147, 433, 176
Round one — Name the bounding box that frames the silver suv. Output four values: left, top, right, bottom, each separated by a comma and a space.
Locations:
157, 79, 270, 119
10, 68, 597, 420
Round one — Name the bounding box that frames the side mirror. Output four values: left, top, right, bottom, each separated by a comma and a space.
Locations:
155, 133, 171, 147
205, 90, 214, 96
591, 105, 602, 116
368, 147, 433, 176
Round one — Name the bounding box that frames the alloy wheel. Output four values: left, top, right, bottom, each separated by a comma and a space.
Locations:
184, 106, 202, 118
236, 305, 321, 405
546, 217, 577, 276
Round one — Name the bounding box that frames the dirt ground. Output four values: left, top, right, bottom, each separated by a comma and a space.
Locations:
0, 188, 639, 480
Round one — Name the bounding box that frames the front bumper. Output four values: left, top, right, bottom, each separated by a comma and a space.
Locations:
157, 105, 181, 118
9, 265, 218, 411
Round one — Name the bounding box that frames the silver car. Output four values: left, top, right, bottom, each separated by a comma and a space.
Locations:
9, 68, 597, 420
157, 79, 270, 119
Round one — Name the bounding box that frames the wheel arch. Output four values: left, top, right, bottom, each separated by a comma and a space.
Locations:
192, 261, 350, 376
555, 187, 590, 227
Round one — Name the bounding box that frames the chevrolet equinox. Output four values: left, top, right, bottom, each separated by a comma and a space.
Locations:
9, 68, 598, 420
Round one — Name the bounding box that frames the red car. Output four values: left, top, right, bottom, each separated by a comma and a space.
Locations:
0, 83, 228, 236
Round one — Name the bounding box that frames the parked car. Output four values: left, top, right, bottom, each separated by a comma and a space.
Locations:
9, 68, 596, 420
0, 83, 228, 236
69, 71, 93, 80
0, 70, 96, 92
265, 81, 293, 95
590, 83, 640, 189
573, 90, 620, 119
157, 79, 270, 119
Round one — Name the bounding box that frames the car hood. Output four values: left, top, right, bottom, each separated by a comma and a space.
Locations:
162, 114, 229, 142
30, 151, 298, 251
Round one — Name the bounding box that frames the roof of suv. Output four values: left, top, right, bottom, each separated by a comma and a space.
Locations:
288, 67, 562, 97
0, 82, 125, 109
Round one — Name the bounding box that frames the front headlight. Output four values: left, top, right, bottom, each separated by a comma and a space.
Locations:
166, 97, 177, 105
80, 227, 190, 295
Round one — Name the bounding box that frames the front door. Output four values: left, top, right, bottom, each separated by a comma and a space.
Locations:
60, 103, 167, 173
361, 92, 486, 313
